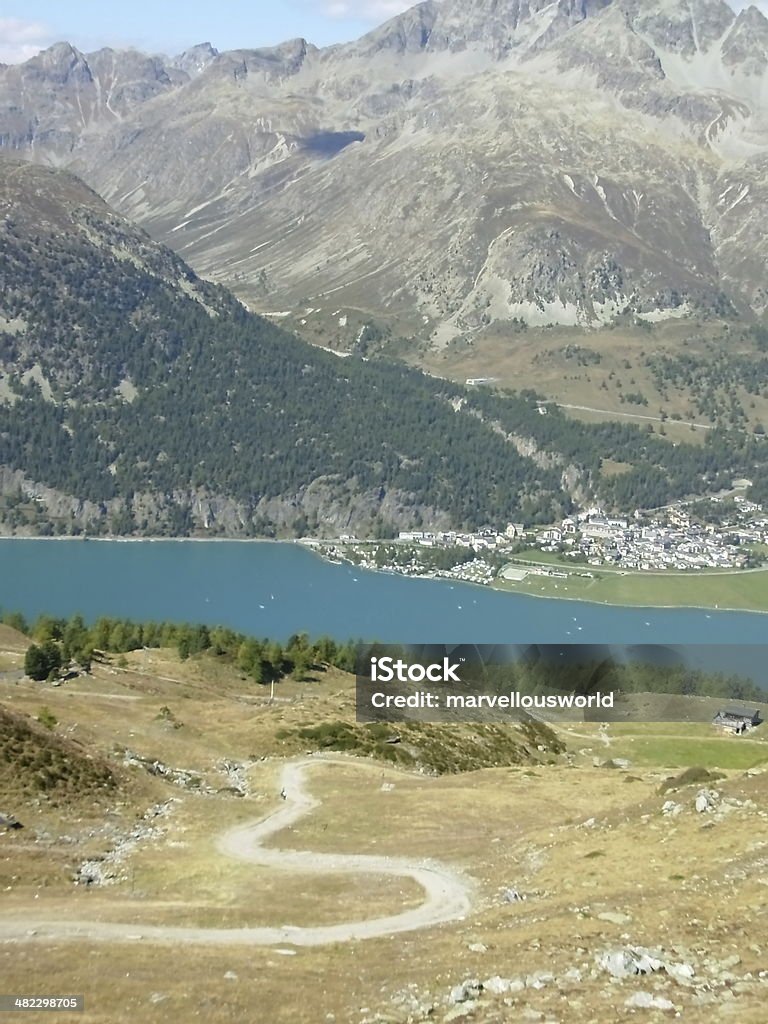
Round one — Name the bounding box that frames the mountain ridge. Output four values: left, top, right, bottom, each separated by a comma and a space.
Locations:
2, 1, 768, 336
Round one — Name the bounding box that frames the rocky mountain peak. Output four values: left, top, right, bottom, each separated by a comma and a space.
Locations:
173, 42, 219, 77
722, 5, 768, 73
355, 1, 440, 56
2, 0, 768, 334
240, 37, 314, 77
23, 42, 93, 85
735, 2, 768, 26
621, 0, 734, 57
424, 0, 614, 57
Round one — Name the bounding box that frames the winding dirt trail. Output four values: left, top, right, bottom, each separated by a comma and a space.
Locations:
0, 758, 473, 946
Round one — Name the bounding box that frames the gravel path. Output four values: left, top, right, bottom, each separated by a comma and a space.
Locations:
0, 758, 473, 946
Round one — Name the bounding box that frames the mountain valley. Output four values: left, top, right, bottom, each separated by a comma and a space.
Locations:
2, 0, 768, 343
4, 3, 768, 535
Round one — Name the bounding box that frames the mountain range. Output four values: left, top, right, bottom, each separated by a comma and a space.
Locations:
2, 0, 768, 338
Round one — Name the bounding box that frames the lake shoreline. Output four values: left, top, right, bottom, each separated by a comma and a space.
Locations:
2, 535, 766, 618
0, 534, 296, 543
299, 541, 768, 616
2, 537, 766, 644
490, 580, 768, 617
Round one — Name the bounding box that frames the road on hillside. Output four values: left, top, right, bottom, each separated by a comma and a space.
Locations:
0, 758, 473, 947
554, 401, 716, 430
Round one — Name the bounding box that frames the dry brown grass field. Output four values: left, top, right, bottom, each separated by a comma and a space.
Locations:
418, 319, 768, 441
1, 637, 767, 1024
276, 308, 768, 443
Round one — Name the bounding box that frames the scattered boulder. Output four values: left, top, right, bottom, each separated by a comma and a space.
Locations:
449, 980, 482, 1005
74, 800, 176, 886
695, 789, 719, 814
483, 976, 525, 995
666, 962, 696, 986
481, 976, 509, 996
122, 749, 206, 791
217, 759, 254, 796
525, 971, 554, 989
625, 992, 676, 1011
597, 945, 697, 992
501, 887, 526, 902
597, 947, 663, 978
597, 911, 632, 926
661, 801, 683, 817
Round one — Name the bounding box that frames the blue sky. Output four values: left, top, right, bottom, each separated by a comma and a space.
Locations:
0, 2, 414, 62
0, 1, 763, 64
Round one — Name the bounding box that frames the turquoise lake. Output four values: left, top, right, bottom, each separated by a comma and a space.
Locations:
0, 539, 766, 646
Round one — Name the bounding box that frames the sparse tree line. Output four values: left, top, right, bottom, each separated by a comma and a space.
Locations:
646, 337, 768, 433
466, 387, 768, 511
2, 611, 357, 685
7, 609, 763, 704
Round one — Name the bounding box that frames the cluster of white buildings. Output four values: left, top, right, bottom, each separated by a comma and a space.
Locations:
336, 540, 497, 584
313, 494, 768, 582
537, 500, 767, 571
397, 526, 524, 550
717, 496, 768, 545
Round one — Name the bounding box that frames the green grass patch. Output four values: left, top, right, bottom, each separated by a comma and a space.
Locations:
495, 563, 768, 612
611, 736, 768, 770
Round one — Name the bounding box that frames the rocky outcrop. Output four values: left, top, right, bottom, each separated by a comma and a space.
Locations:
74, 800, 177, 886
0, 466, 455, 539
425, 0, 614, 58
171, 42, 219, 78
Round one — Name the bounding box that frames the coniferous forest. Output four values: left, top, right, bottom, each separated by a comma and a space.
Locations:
2, 161, 767, 538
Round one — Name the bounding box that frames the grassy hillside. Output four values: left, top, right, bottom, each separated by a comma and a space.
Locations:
0, 639, 766, 1023
4, 757, 766, 1023
0, 703, 117, 805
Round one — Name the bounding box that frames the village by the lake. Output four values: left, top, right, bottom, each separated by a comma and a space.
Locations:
305, 492, 768, 591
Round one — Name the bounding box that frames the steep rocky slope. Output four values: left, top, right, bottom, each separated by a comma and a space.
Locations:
1, 1, 767, 336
